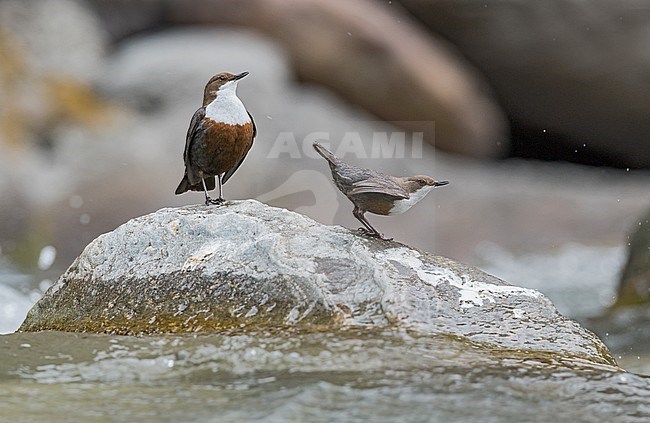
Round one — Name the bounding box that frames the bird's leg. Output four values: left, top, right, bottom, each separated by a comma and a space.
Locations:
216, 173, 224, 203
352, 207, 376, 234
353, 206, 386, 239
202, 178, 212, 205
202, 178, 224, 206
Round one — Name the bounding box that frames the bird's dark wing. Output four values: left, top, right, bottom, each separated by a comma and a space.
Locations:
222, 112, 256, 184
348, 176, 410, 199
248, 110, 257, 138
183, 107, 206, 180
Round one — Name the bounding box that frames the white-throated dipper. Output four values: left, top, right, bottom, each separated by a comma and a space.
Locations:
175, 71, 256, 205
313, 142, 448, 239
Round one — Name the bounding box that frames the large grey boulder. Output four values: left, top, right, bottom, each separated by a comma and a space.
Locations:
398, 0, 650, 167
20, 200, 614, 366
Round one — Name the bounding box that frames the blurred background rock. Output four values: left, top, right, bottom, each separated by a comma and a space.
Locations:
0, 0, 649, 370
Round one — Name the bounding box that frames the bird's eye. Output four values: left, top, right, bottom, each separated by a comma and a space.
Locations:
219, 76, 226, 80
418, 179, 426, 185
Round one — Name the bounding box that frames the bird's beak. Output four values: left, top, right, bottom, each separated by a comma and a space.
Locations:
434, 180, 449, 187
234, 71, 249, 81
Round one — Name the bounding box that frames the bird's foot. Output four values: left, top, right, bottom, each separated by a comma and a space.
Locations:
356, 227, 391, 241
205, 197, 225, 206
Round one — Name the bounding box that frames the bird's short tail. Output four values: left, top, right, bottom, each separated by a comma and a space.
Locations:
312, 142, 339, 165
175, 175, 190, 195
175, 174, 215, 194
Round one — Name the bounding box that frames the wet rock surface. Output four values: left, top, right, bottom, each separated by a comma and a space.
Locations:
589, 208, 650, 372
616, 208, 650, 307
21, 200, 614, 366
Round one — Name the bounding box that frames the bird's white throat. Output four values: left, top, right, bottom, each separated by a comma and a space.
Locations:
388, 185, 435, 215
205, 80, 250, 125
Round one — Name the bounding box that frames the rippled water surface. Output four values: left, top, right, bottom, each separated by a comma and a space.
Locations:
2, 330, 650, 422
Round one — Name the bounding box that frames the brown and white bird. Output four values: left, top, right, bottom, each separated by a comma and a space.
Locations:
313, 142, 448, 239
175, 71, 256, 205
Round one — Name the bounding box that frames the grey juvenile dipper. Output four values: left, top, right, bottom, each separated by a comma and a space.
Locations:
175, 71, 256, 205
313, 142, 448, 239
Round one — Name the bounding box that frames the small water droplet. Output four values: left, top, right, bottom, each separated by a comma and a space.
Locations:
39, 279, 52, 292
69, 195, 83, 209
38, 246, 57, 270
